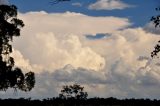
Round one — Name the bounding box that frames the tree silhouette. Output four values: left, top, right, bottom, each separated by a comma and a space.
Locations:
59, 84, 88, 99
151, 7, 160, 58
0, 4, 35, 91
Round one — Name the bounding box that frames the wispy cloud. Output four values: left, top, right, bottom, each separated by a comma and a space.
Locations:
88, 0, 131, 10
71, 2, 82, 7
0, 0, 8, 5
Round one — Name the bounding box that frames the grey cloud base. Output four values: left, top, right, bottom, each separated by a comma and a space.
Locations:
1, 62, 160, 99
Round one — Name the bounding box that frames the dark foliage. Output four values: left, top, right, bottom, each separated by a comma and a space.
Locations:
0, 5, 35, 91
0, 97, 159, 106
59, 84, 88, 100
151, 8, 160, 58
151, 41, 160, 58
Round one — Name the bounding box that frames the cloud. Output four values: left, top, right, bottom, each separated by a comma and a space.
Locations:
53, 64, 107, 84
17, 11, 131, 35
13, 32, 105, 73
5, 11, 160, 99
143, 22, 160, 35
0, 0, 8, 5
71, 2, 82, 7
11, 49, 33, 72
82, 28, 160, 98
137, 56, 150, 61
10, 27, 160, 99
0, 71, 59, 99
11, 11, 131, 73
88, 0, 131, 10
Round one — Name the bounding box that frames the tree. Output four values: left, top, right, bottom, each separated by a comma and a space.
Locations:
59, 83, 88, 99
0, 4, 35, 91
151, 8, 160, 58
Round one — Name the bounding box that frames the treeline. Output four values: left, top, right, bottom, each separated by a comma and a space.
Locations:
0, 97, 160, 106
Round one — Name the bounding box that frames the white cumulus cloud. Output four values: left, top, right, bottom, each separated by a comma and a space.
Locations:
11, 11, 130, 73
88, 0, 131, 10
13, 33, 105, 72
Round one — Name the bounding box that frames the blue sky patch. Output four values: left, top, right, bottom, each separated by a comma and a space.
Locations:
86, 33, 111, 40
9, 0, 158, 27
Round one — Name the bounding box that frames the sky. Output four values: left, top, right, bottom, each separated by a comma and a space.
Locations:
9, 0, 158, 27
1, 0, 160, 99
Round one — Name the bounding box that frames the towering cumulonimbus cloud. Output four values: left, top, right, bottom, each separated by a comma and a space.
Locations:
2, 11, 160, 99
12, 11, 130, 73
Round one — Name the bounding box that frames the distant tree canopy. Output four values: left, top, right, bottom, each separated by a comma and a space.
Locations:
59, 84, 88, 100
151, 8, 160, 58
0, 5, 35, 91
